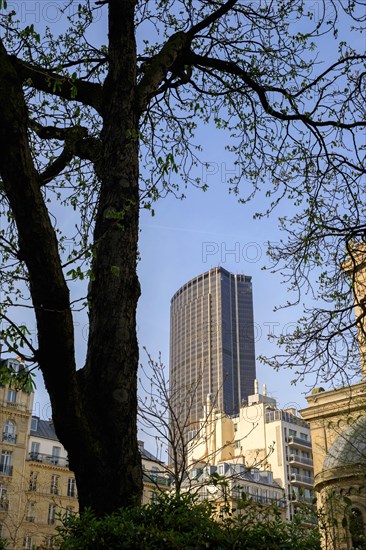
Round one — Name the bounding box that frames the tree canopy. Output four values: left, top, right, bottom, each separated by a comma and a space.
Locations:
0, 0, 365, 514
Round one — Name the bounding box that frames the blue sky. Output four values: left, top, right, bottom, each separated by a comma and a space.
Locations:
2, 1, 364, 436
137, 152, 311, 413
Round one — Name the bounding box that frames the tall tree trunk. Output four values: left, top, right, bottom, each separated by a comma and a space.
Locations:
66, 0, 143, 511
68, 0, 142, 514
0, 0, 143, 513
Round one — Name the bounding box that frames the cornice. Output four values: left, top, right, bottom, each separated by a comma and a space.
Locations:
301, 382, 366, 422
25, 460, 70, 473
314, 464, 366, 492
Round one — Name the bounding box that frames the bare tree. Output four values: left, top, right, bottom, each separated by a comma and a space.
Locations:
139, 351, 224, 493
0, 0, 365, 514
138, 352, 273, 496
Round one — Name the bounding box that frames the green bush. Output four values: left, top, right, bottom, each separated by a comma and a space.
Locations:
55, 493, 321, 550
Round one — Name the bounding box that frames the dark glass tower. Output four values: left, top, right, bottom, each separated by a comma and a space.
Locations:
169, 267, 256, 435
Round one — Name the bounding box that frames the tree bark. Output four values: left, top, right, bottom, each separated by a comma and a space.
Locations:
70, 0, 143, 513
0, 0, 143, 512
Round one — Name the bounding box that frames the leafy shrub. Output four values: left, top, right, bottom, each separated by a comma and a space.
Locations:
55, 493, 321, 550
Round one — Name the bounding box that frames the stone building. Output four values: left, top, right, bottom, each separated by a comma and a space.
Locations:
187, 382, 315, 522
301, 245, 366, 549
182, 460, 286, 520
0, 358, 170, 549
301, 382, 366, 549
0, 358, 78, 549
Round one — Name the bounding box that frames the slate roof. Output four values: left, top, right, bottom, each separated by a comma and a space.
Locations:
323, 415, 366, 469
138, 441, 161, 463
30, 417, 59, 441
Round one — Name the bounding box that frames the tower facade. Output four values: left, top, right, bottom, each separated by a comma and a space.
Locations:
169, 267, 256, 436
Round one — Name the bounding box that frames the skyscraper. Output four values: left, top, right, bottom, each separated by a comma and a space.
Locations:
169, 267, 256, 437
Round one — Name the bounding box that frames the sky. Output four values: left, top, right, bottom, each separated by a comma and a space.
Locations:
1, 1, 364, 446
32, 126, 311, 429
137, 151, 312, 411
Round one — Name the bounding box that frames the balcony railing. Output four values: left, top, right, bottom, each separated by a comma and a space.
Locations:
1, 400, 30, 412
232, 492, 286, 507
0, 465, 13, 476
265, 410, 309, 428
143, 471, 170, 487
287, 436, 312, 448
289, 454, 313, 467
290, 473, 314, 486
27, 452, 69, 468
289, 493, 315, 504
2, 433, 17, 444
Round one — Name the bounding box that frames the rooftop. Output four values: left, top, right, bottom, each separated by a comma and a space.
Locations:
30, 416, 58, 441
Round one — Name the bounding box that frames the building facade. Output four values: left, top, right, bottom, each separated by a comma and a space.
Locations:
139, 441, 170, 504
301, 382, 366, 549
0, 358, 168, 549
183, 461, 286, 520
187, 383, 315, 522
300, 246, 366, 549
0, 358, 78, 549
170, 267, 256, 441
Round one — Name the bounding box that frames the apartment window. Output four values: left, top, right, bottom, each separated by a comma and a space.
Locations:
48, 503, 56, 525
51, 446, 60, 465
67, 478, 76, 498
300, 432, 308, 441
3, 420, 16, 444
26, 501, 36, 522
65, 506, 75, 519
0, 451, 12, 476
0, 484, 8, 510
29, 471, 38, 492
234, 440, 241, 449
150, 467, 158, 481
30, 417, 38, 432
289, 429, 297, 437
23, 535, 32, 549
50, 475, 59, 495
350, 508, 365, 549
30, 441, 40, 459
7, 390, 16, 404
10, 361, 24, 374
44, 535, 55, 549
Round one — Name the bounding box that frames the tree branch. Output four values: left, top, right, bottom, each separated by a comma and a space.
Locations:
38, 148, 73, 186
11, 56, 103, 113
137, 31, 191, 114
30, 120, 102, 184
136, 1, 240, 114
187, 0, 238, 37
190, 52, 366, 130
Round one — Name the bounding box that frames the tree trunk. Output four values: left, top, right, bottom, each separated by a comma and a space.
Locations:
65, 0, 143, 513
0, 0, 143, 514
